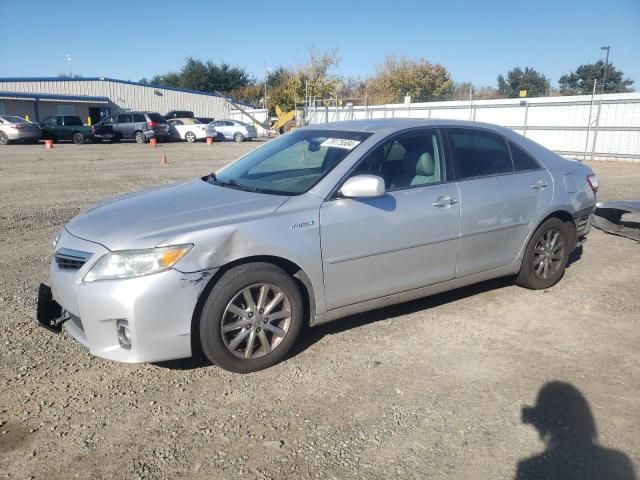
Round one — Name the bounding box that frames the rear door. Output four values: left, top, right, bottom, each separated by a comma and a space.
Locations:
320, 128, 460, 309
116, 113, 133, 138
447, 128, 553, 277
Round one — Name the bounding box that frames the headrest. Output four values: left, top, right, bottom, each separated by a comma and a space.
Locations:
403, 151, 434, 176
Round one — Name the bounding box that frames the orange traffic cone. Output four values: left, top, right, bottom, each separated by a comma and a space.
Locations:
150, 138, 157, 147
45, 139, 54, 150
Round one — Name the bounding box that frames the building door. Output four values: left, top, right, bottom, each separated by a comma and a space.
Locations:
89, 107, 101, 126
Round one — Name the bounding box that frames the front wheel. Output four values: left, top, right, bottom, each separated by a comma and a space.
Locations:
516, 217, 576, 290
199, 263, 303, 373
72, 132, 85, 144
0, 132, 9, 145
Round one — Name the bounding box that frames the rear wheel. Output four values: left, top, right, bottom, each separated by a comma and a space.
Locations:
199, 263, 303, 373
134, 131, 147, 144
72, 132, 84, 144
0, 132, 9, 145
283, 120, 296, 133
185, 131, 197, 143
233, 132, 245, 143
516, 217, 576, 290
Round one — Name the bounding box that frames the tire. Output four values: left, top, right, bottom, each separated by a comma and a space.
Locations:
233, 132, 245, 143
185, 131, 197, 143
199, 263, 303, 373
0, 132, 9, 145
516, 217, 576, 290
134, 131, 147, 144
72, 132, 84, 144
283, 120, 296, 133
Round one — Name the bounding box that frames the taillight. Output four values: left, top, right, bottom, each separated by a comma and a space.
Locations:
586, 173, 599, 193
147, 121, 158, 128
15, 124, 26, 130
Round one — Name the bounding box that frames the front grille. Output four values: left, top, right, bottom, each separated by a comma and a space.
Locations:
54, 248, 92, 270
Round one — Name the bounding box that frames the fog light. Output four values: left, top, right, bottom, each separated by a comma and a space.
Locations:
116, 319, 131, 349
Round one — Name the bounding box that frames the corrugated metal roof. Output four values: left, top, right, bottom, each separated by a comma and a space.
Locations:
0, 77, 256, 107
0, 91, 110, 103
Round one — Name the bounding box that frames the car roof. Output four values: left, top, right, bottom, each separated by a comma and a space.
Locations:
304, 118, 513, 135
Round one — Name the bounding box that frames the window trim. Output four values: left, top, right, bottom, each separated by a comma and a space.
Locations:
444, 127, 516, 182
327, 127, 452, 200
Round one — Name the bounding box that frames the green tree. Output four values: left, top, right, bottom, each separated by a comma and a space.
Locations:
497, 67, 550, 97
559, 61, 634, 95
366, 55, 453, 104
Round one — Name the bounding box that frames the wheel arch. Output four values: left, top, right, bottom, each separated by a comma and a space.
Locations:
189, 255, 316, 358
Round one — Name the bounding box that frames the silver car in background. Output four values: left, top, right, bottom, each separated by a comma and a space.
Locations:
37, 119, 598, 373
0, 115, 41, 144
210, 119, 258, 142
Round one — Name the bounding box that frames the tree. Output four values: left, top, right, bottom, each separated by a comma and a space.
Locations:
497, 67, 550, 97
559, 61, 634, 95
365, 55, 453, 104
142, 58, 253, 94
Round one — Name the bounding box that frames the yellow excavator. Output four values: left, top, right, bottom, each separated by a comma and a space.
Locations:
270, 105, 298, 134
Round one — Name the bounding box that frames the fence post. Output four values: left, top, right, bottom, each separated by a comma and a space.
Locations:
523, 102, 529, 137
590, 98, 603, 161
584, 79, 597, 161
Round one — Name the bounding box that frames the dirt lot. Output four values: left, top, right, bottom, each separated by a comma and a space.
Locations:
0, 140, 638, 479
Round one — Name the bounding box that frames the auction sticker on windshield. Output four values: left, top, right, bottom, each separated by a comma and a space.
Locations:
320, 138, 361, 150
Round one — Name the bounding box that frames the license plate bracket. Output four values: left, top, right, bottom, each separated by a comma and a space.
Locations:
36, 283, 65, 333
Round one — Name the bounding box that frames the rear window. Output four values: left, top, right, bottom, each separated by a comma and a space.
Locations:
64, 116, 83, 126
133, 114, 146, 122
509, 141, 541, 171
448, 128, 514, 180
147, 113, 166, 123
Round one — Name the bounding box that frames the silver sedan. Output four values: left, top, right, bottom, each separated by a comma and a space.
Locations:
38, 119, 597, 372
0, 115, 41, 144
210, 119, 258, 142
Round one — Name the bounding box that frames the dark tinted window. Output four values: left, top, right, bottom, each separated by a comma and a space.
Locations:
117, 114, 133, 123
147, 113, 166, 123
64, 116, 83, 126
348, 129, 444, 190
133, 114, 146, 122
449, 128, 513, 180
509, 141, 541, 171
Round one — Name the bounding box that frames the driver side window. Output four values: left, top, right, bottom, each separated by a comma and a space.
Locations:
349, 129, 444, 190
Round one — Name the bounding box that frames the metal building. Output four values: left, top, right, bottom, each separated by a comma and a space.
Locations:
0, 77, 231, 124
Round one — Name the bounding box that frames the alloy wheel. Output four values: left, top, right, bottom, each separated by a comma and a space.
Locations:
221, 283, 292, 359
532, 228, 565, 279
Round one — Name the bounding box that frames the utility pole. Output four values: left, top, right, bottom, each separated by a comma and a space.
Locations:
66, 54, 72, 77
601, 46, 610, 93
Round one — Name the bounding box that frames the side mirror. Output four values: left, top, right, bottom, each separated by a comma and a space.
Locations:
340, 174, 385, 198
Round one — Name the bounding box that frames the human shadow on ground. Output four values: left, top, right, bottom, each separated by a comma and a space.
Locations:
515, 381, 636, 480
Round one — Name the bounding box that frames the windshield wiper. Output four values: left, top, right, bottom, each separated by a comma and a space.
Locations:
213, 177, 257, 192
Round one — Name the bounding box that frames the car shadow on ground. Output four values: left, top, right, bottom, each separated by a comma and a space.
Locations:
156, 246, 585, 372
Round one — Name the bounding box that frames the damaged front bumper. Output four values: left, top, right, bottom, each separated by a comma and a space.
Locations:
593, 201, 640, 242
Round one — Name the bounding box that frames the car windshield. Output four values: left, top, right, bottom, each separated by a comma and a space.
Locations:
210, 129, 372, 195
3, 116, 27, 123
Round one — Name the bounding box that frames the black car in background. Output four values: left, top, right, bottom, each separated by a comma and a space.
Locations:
164, 110, 194, 120
92, 112, 170, 143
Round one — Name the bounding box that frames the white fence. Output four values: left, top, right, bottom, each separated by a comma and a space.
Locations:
231, 92, 640, 162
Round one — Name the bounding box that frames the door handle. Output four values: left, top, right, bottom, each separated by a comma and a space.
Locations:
432, 196, 458, 208
530, 180, 549, 190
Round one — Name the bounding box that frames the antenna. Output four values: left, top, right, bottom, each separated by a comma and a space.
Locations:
66, 54, 72, 77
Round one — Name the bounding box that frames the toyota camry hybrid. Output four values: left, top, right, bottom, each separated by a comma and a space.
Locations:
37, 119, 598, 373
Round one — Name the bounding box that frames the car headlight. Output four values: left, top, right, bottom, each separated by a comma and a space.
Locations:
83, 244, 193, 282
52, 230, 62, 251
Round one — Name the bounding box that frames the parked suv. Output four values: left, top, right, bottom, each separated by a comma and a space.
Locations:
38, 119, 598, 373
93, 112, 170, 143
40, 116, 93, 144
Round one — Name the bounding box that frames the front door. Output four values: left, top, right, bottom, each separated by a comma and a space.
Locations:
320, 129, 460, 310
446, 128, 554, 277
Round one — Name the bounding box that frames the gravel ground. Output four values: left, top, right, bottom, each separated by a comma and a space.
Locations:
0, 140, 638, 479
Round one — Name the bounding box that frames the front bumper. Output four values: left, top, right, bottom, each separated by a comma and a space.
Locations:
42, 229, 217, 363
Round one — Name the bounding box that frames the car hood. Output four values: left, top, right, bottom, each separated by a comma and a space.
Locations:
65, 179, 289, 250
